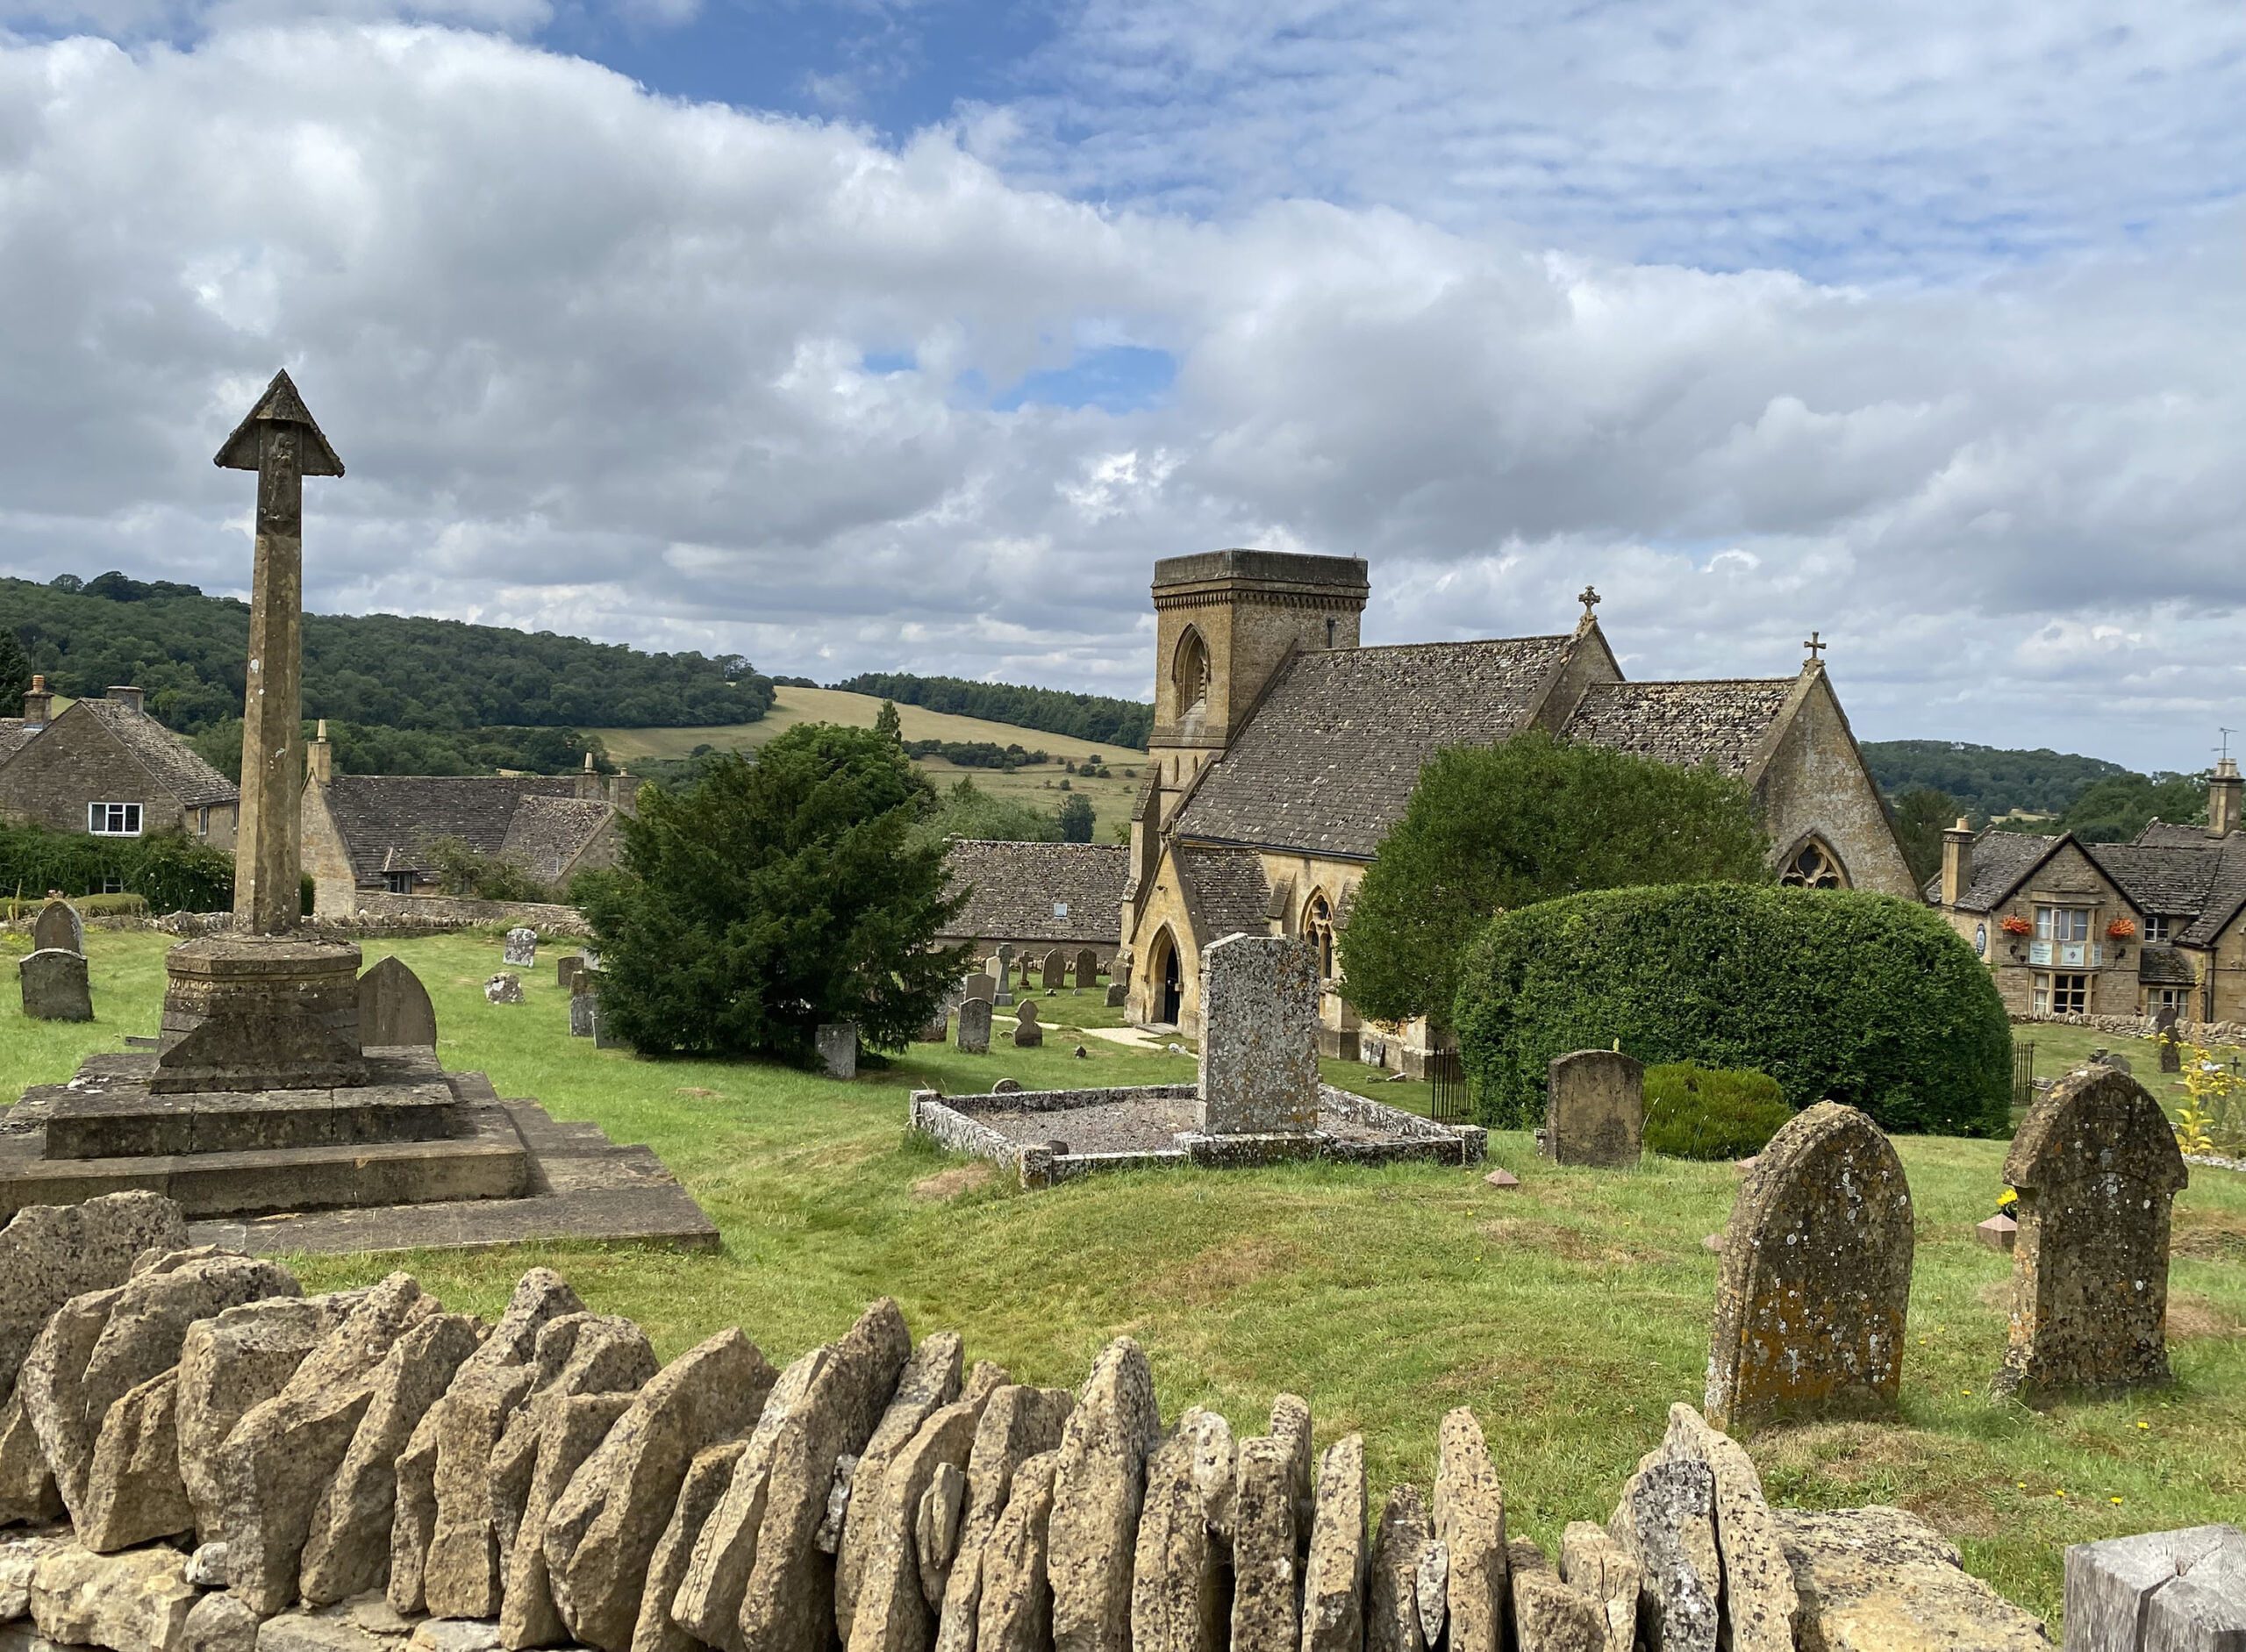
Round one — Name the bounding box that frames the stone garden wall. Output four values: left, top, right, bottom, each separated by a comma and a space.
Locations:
4, 903, 593, 942
0, 1191, 2056, 1652
2012, 1010, 2246, 1049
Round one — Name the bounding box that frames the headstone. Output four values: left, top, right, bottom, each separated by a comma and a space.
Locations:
1012, 1003, 1043, 1048
994, 947, 1015, 1007
962, 975, 996, 1005
1704, 1101, 1913, 1434
1196, 935, 1319, 1135
558, 955, 583, 990
1075, 951, 1099, 991
504, 928, 539, 967
593, 1012, 625, 1050
484, 972, 525, 1005
1998, 1065, 2188, 1402
958, 999, 993, 1055
920, 1009, 950, 1042
818, 1023, 859, 1081
1041, 950, 1069, 991
1977, 1214, 2018, 1253
19, 949, 92, 1022
358, 956, 438, 1048
570, 969, 601, 1036
1544, 1050, 1644, 1168
32, 899, 82, 955
2064, 1525, 2246, 1652
1105, 983, 1127, 1009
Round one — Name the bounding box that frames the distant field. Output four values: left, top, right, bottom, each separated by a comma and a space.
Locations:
590, 687, 1148, 840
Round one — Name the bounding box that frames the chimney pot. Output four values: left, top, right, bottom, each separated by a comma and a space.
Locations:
105, 685, 144, 715
1941, 819, 1976, 909
2210, 761, 2242, 839
22, 675, 52, 728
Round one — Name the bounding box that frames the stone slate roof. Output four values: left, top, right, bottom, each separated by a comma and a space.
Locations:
2134, 821, 2210, 848
1925, 831, 2066, 913
2083, 842, 2222, 917
941, 840, 1127, 944
499, 796, 617, 882
2138, 945, 2198, 986
1927, 822, 2246, 949
1177, 845, 1272, 944
2176, 839, 2246, 949
322, 775, 585, 883
0, 719, 36, 763
1558, 678, 1796, 778
1173, 636, 1575, 859
72, 699, 239, 807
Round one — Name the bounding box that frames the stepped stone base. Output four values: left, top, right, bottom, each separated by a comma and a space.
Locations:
153, 935, 367, 1094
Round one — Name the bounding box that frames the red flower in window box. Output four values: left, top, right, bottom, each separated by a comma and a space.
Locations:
1999, 915, 2034, 936
2107, 918, 2138, 940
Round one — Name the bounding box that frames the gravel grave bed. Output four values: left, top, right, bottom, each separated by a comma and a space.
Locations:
975, 1096, 1422, 1155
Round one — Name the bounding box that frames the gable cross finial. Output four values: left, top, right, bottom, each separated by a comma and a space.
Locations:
1577, 585, 1600, 621
1804, 630, 1827, 663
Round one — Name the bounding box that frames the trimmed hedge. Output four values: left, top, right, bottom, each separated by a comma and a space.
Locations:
1643, 1062, 1792, 1161
1456, 884, 2012, 1137
0, 892, 147, 921
0, 823, 235, 915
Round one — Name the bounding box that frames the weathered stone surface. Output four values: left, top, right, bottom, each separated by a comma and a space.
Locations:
1506, 1540, 1602, 1652
32, 901, 82, 957
1704, 1101, 1913, 1435
630, 1438, 746, 1652
915, 1463, 965, 1608
1557, 1523, 1639, 1652
569, 991, 597, 1040
24, 1251, 299, 1524
500, 1391, 634, 1649
30, 1541, 197, 1652
1367, 1485, 1428, 1652
1104, 984, 1126, 1010
1610, 1458, 1716, 1652
934, 1386, 1075, 1652
0, 1529, 68, 1618
955, 1003, 991, 1056
0, 1197, 189, 1413
483, 976, 524, 1007
1413, 1541, 1446, 1648
960, 977, 993, 1006
1230, 1396, 1312, 1652
1653, 1405, 1793, 1652
78, 1368, 190, 1552
1999, 1065, 2190, 1402
837, 1334, 963, 1640
1196, 935, 1318, 1135
844, 1401, 979, 1652
20, 952, 92, 1024
181, 1591, 260, 1652
254, 1595, 418, 1652
358, 961, 438, 1050
2064, 1523, 2245, 1652
1009, 1006, 1041, 1050
1776, 1505, 2050, 1649
409, 1622, 502, 1652
1127, 1411, 1227, 1652
181, 1294, 368, 1545
223, 1274, 441, 1616
672, 1298, 910, 1652
298, 1313, 483, 1606
974, 1451, 1056, 1652
1543, 1052, 1642, 1169
504, 931, 538, 969
184, 1546, 228, 1590
393, 1270, 583, 1620
544, 1329, 775, 1652
1048, 1337, 1159, 1652
816, 1026, 859, 1083
1433, 1410, 1505, 1652
1301, 1434, 1365, 1652
0, 1392, 61, 1527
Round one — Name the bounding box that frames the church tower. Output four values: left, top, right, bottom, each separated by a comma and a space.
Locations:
1145, 549, 1369, 813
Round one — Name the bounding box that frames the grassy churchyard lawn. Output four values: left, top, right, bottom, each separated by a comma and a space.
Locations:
8, 930, 2246, 1626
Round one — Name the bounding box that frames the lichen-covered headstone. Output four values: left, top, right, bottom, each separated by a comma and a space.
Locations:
819, 1023, 859, 1081
358, 955, 438, 1048
485, 972, 525, 1005
962, 975, 996, 1005
993, 948, 1015, 1008
504, 927, 539, 967
1105, 983, 1127, 1009
958, 999, 992, 1055
558, 955, 583, 990
1196, 935, 1318, 1135
1544, 1051, 1643, 1168
32, 899, 83, 955
919, 1009, 950, 1043
570, 969, 601, 1036
1997, 1065, 2187, 1402
1705, 1101, 1913, 1434
19, 949, 92, 1022
1012, 1002, 1043, 1049
1074, 951, 1099, 991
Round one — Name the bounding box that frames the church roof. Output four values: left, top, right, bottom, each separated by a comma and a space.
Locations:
941, 840, 1127, 945
321, 775, 586, 883
1557, 678, 1797, 777
1176, 844, 1273, 945
71, 699, 240, 807
1172, 636, 1575, 860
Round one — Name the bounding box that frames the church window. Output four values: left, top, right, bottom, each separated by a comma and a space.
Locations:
1305, 891, 1336, 979
1174, 627, 1211, 716
2033, 972, 2089, 1016
1779, 838, 1845, 889
1326, 617, 1336, 647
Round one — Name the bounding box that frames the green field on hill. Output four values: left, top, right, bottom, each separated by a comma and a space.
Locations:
8, 928, 2246, 1630
590, 686, 1147, 840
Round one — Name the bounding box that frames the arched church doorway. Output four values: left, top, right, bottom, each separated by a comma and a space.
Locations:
1148, 929, 1184, 1026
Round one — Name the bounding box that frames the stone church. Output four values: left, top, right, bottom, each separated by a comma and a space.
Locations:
1119, 549, 1915, 1069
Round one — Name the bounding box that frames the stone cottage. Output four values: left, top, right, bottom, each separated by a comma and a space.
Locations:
937, 838, 1127, 965
1928, 761, 2246, 1024
1119, 549, 1916, 1069
0, 676, 239, 851
300, 729, 629, 918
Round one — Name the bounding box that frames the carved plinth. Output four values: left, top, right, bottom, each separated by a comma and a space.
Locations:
152, 935, 367, 1093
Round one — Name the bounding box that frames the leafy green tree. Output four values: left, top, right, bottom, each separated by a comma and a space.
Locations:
1056, 793, 1096, 843
422, 835, 556, 903
0, 619, 29, 701
580, 725, 967, 1060
1339, 732, 1772, 1031
833, 671, 1152, 748
874, 699, 902, 741
913, 777, 1062, 846
2056, 772, 2205, 842
1889, 787, 1963, 887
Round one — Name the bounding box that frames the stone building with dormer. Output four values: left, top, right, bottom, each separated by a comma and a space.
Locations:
1119, 549, 1916, 1068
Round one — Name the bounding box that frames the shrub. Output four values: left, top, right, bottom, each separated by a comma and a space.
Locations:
1642, 1063, 1792, 1160
0, 821, 233, 913
0, 892, 147, 920
1456, 884, 2012, 1137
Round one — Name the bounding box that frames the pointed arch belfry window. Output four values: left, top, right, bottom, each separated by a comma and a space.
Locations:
1780, 837, 1848, 890
1174, 626, 1211, 719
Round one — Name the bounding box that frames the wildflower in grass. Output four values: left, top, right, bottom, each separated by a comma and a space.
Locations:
2138, 1420, 2150, 1430
2111, 1497, 2124, 1505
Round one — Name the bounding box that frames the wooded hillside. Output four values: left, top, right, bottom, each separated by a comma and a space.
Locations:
832, 671, 1152, 749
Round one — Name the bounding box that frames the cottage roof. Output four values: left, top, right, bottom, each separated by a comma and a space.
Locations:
1172, 635, 1575, 860
499, 795, 617, 882
72, 699, 240, 808
2137, 945, 2197, 986
1557, 677, 1797, 777
0, 719, 37, 763
1923, 830, 2070, 912
2173, 838, 2246, 949
321, 775, 586, 883
1176, 844, 1273, 944
2133, 821, 2211, 848
2081, 842, 2224, 917
941, 840, 1127, 945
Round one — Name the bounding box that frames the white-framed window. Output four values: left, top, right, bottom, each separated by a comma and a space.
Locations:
88, 803, 142, 837
196, 805, 211, 839
385, 871, 415, 895
99, 875, 125, 894
2147, 985, 2191, 1014
2035, 905, 2091, 942
2033, 972, 2089, 1015
2145, 914, 2172, 942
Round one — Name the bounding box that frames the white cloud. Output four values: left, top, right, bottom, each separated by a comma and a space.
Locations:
0, 18, 2240, 766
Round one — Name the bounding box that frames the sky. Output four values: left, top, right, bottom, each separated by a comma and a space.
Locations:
0, 0, 2241, 767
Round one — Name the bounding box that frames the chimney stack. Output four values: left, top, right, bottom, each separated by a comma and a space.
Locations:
1941, 817, 1974, 907
2210, 759, 2242, 840
105, 685, 145, 715
576, 750, 602, 801
22, 675, 51, 728
610, 769, 642, 817
309, 719, 333, 785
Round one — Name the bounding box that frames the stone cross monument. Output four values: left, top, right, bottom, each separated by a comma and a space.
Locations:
213, 370, 345, 934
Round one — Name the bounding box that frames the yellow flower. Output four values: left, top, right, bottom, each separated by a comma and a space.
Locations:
2111, 1497, 2124, 1505
2138, 1420, 2150, 1429
2055, 1490, 2067, 1498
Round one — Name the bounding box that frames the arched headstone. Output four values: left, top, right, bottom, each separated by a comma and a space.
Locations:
1075, 949, 1099, 990
19, 948, 92, 1022
358, 955, 438, 1048
503, 928, 539, 968
1997, 1066, 2188, 1401
1705, 1101, 1913, 1434
557, 955, 583, 990
32, 898, 83, 955
1545, 1050, 1644, 1168
1041, 948, 1069, 990
1012, 1000, 1043, 1048
962, 974, 996, 1005
956, 998, 992, 1055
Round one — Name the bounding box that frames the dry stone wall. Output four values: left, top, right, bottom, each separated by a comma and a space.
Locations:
0, 1196, 2056, 1652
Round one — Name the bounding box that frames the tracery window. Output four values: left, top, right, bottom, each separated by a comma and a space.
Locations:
1305, 890, 1336, 978
1779, 838, 1846, 889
